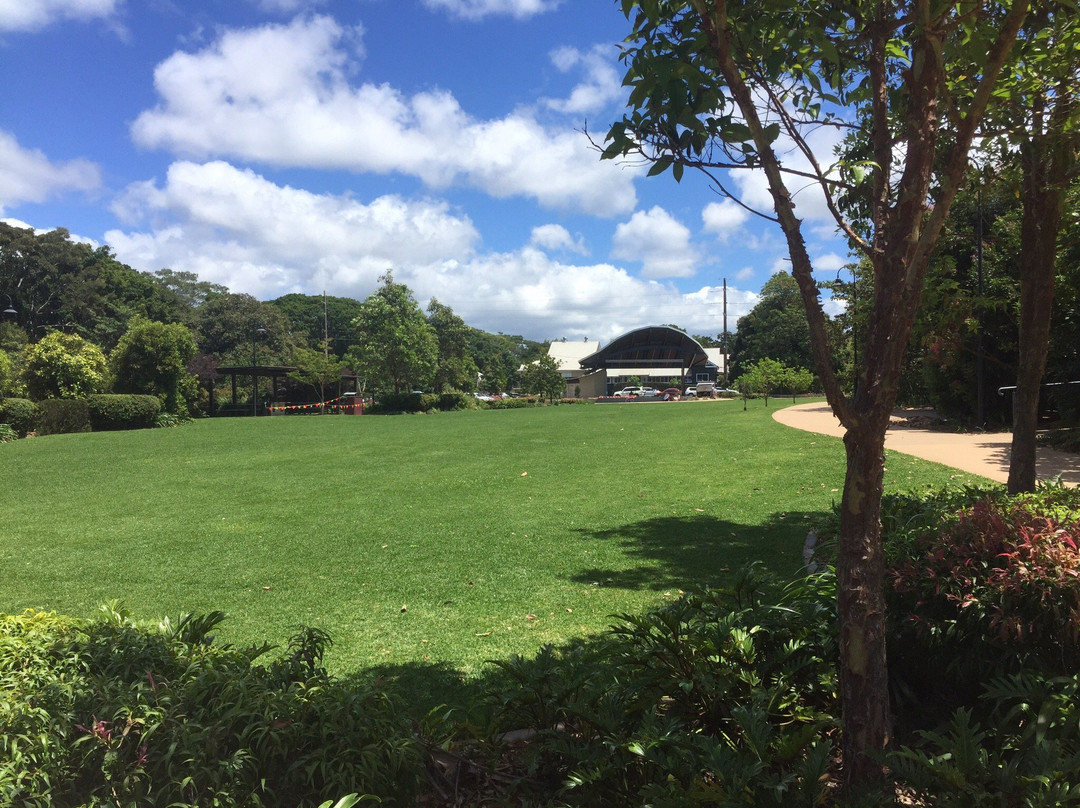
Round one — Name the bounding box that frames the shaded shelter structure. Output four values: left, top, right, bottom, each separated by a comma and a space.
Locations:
216, 364, 297, 415
579, 326, 722, 396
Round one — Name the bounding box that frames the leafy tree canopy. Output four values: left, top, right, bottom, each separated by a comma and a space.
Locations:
109, 318, 200, 415
348, 272, 437, 395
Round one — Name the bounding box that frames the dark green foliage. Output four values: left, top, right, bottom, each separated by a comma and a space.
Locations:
268, 293, 359, 358
0, 223, 188, 350
0, 606, 423, 808
0, 424, 16, 443
477, 566, 839, 806
889, 673, 1080, 807
86, 395, 161, 431
0, 398, 40, 437
36, 399, 91, 436
368, 391, 477, 413
109, 318, 199, 415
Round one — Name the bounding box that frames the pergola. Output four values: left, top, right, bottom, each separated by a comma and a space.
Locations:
216, 364, 297, 415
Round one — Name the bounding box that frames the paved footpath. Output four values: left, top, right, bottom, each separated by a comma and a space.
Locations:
773, 401, 1080, 487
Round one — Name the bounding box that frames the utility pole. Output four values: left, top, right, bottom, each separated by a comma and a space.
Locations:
722, 278, 728, 383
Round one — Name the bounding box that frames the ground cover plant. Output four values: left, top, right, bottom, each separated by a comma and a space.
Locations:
0, 401, 977, 692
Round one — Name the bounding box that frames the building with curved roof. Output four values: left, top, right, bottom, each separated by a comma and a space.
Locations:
550, 326, 725, 397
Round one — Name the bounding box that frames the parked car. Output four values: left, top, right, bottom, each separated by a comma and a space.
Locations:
684, 386, 697, 397
716, 387, 741, 397
660, 388, 682, 400
614, 386, 644, 397
639, 387, 660, 397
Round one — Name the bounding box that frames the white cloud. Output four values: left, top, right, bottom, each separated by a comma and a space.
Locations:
405, 250, 755, 343
0, 0, 119, 31
106, 160, 480, 299
101, 161, 754, 342
530, 223, 587, 254
0, 130, 100, 212
130, 15, 634, 216
611, 206, 698, 279
421, 0, 563, 20
542, 45, 623, 115
701, 199, 749, 242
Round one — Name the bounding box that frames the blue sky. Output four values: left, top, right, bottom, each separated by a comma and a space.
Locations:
0, 0, 849, 343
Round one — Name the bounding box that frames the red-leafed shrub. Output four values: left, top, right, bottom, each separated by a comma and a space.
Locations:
888, 493, 1080, 675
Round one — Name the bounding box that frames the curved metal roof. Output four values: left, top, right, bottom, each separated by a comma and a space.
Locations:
579, 326, 712, 370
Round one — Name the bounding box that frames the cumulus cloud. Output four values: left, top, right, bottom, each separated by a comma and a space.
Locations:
0, 0, 119, 31
542, 45, 624, 115
402, 250, 755, 343
421, 0, 563, 20
102, 160, 752, 342
130, 15, 634, 216
611, 206, 698, 279
106, 160, 480, 299
701, 199, 749, 243
529, 223, 587, 254
0, 130, 100, 212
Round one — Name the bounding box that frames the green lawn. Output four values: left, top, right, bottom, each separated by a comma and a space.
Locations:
1, 400, 982, 683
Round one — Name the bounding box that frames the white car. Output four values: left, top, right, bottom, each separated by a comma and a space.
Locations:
614, 386, 644, 397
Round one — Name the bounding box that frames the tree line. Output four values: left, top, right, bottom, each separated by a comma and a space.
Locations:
0, 223, 544, 413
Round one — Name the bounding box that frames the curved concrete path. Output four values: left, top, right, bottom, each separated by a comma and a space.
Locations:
773, 401, 1080, 486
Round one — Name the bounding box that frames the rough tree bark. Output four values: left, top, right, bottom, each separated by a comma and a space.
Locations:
1008, 89, 1076, 493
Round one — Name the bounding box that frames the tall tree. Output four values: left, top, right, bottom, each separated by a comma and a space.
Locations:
991, 9, 1080, 492
269, 293, 360, 358
427, 298, 479, 393
348, 272, 436, 395
729, 273, 816, 379
519, 353, 565, 402
604, 0, 1030, 791
193, 293, 292, 362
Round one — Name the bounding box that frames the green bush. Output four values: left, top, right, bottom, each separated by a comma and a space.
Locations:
36, 399, 91, 436
0, 397, 40, 437
0, 423, 17, 443
87, 394, 161, 431
890, 672, 1080, 806
887, 489, 1080, 677
0, 606, 424, 808
475, 566, 839, 806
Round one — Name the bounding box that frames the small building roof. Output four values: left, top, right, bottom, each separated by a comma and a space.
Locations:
547, 339, 602, 372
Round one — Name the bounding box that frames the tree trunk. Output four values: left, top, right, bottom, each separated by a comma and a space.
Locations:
1008, 101, 1072, 493
837, 414, 892, 791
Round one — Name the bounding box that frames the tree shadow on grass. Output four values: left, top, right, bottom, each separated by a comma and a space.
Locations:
569, 511, 823, 592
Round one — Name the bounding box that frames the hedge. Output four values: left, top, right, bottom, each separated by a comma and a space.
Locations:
0, 397, 40, 437
36, 399, 91, 436
87, 394, 161, 431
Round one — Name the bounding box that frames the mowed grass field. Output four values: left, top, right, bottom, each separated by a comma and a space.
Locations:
1, 400, 981, 682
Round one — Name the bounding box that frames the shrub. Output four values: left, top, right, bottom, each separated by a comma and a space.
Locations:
0, 397, 40, 437
87, 394, 161, 431
890, 672, 1080, 807
474, 566, 839, 806
36, 399, 91, 436
888, 491, 1080, 676
0, 424, 17, 443
0, 606, 424, 808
